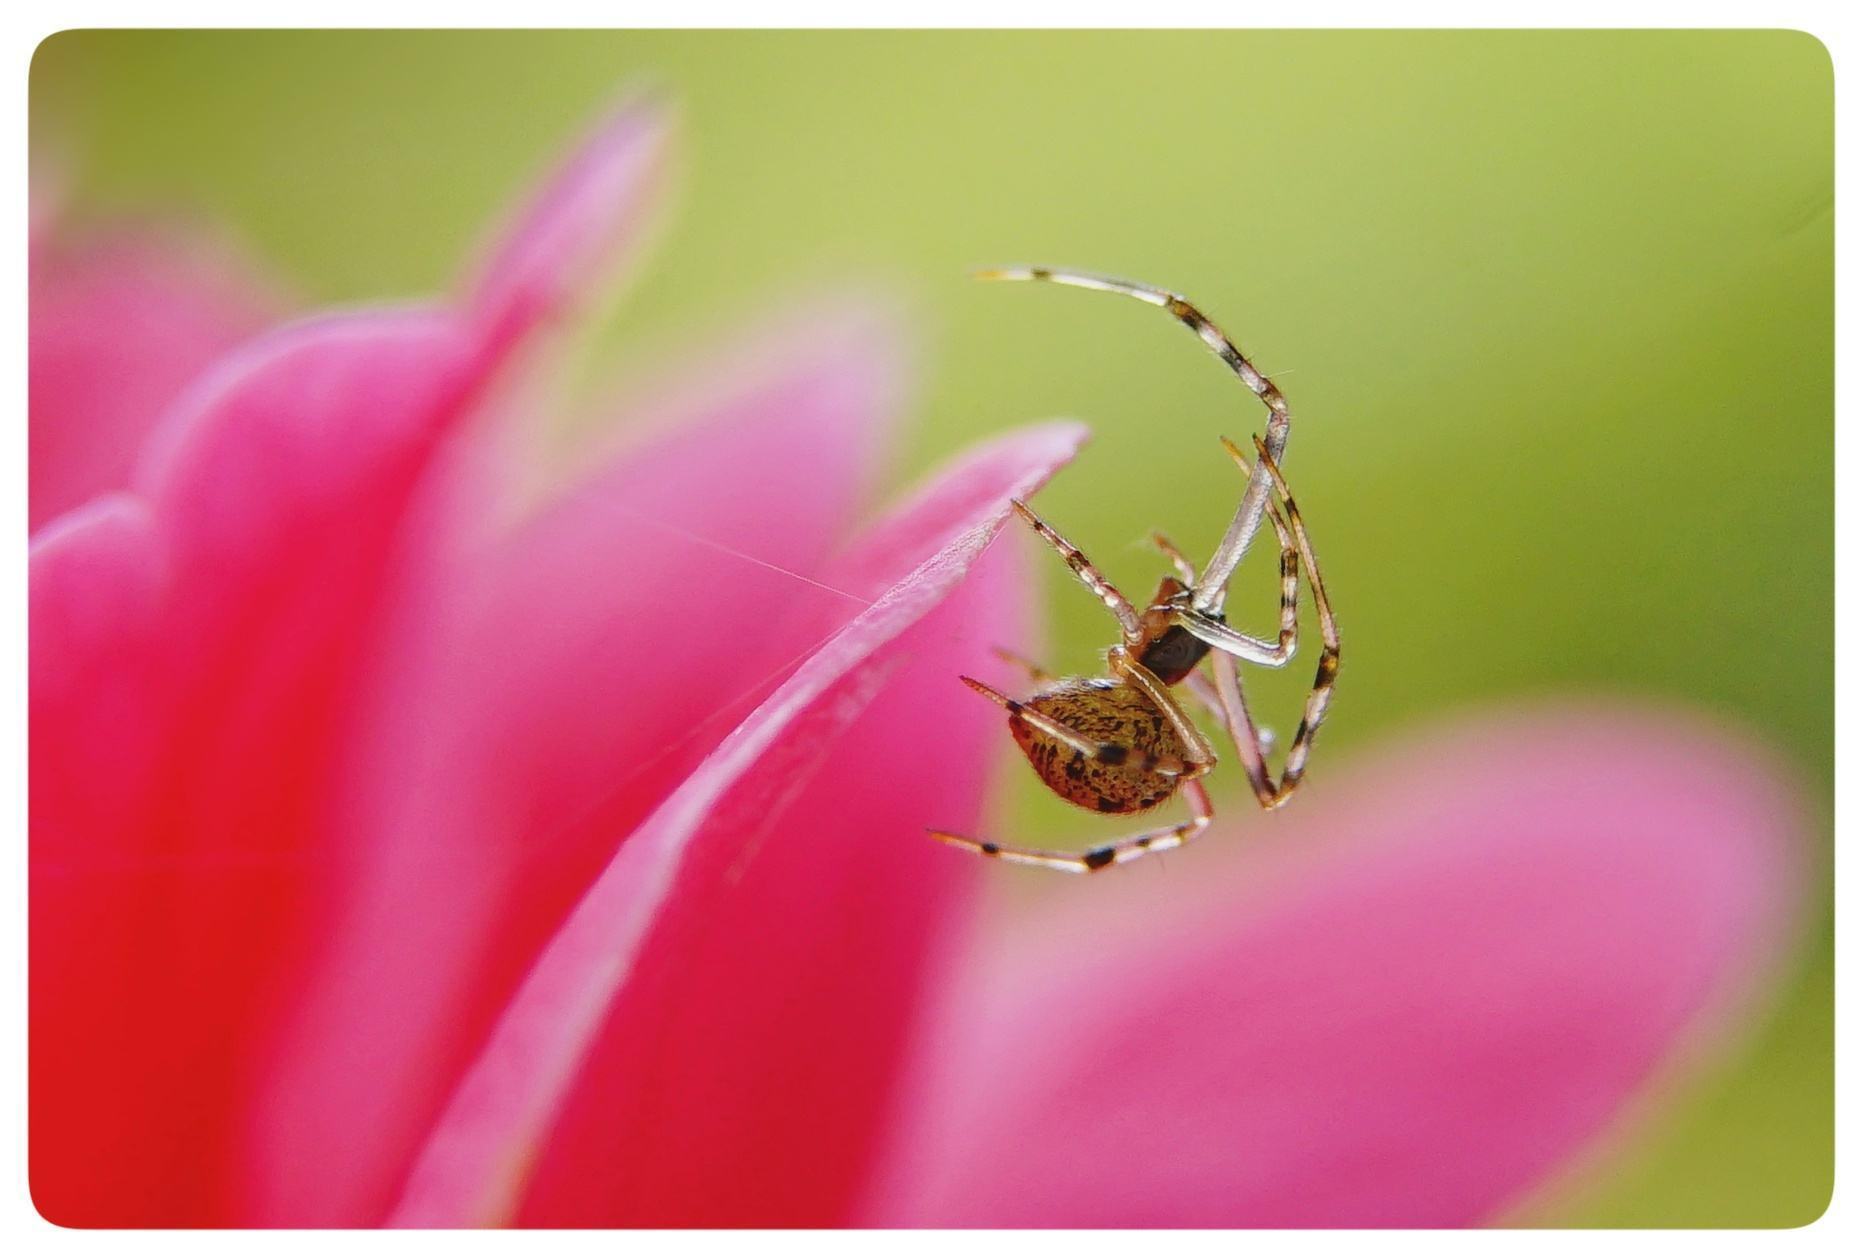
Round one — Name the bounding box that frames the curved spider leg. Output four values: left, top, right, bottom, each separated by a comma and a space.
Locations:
1149, 531, 1197, 585
1177, 436, 1336, 808
1010, 499, 1140, 642
954, 676, 1204, 780
1190, 673, 1277, 756
1184, 662, 1276, 806
1243, 434, 1339, 801
930, 777, 1212, 873
975, 265, 1290, 613
1170, 447, 1302, 667
1199, 652, 1288, 810
1190, 436, 1340, 808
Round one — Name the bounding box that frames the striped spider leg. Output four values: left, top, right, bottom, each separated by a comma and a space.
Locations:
929, 648, 1218, 873
971, 265, 1292, 613
928, 476, 1303, 872
929, 269, 1340, 872
1189, 436, 1341, 809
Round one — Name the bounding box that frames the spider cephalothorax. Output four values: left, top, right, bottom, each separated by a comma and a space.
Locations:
930, 268, 1340, 874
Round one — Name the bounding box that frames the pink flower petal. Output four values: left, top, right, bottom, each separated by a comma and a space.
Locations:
388, 421, 1087, 1227
244, 311, 904, 1225
130, 309, 487, 838
30, 227, 279, 530
862, 706, 1807, 1226
31, 97, 680, 1226
513, 479, 1036, 1228
30, 497, 173, 1225
29, 493, 169, 911
467, 90, 673, 352
30, 308, 499, 1225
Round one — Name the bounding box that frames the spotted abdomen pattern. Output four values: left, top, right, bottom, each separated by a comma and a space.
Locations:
1009, 677, 1187, 815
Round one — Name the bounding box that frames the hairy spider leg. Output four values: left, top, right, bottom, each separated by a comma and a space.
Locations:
1014, 485, 1299, 672
1167, 456, 1302, 667
1009, 498, 1141, 640
930, 776, 1212, 874
975, 265, 1291, 614
1149, 531, 1198, 585
1200, 436, 1341, 809
1184, 665, 1274, 772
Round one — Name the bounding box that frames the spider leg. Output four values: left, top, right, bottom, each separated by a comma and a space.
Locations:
1010, 499, 1140, 640
974, 265, 1291, 614
1201, 652, 1287, 810
1185, 662, 1275, 802
974, 267, 1289, 417
955, 676, 1205, 779
1196, 437, 1340, 809
1170, 456, 1302, 667
1149, 531, 1197, 585
1184, 674, 1274, 752
1246, 435, 1339, 800
930, 777, 1213, 873
1107, 646, 1216, 768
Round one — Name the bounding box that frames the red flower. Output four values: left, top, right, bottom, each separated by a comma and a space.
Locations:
30, 94, 1806, 1227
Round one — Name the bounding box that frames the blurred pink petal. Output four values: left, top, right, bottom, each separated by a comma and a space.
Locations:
863, 707, 1805, 1227
468, 89, 672, 350
30, 96, 674, 1226
247, 311, 905, 1225
31, 309, 491, 1225
29, 491, 168, 894
29, 497, 171, 1220
389, 421, 1088, 1227
133, 308, 482, 840
30, 227, 279, 530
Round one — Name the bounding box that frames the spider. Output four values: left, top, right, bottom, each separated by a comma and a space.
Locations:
929, 266, 1340, 873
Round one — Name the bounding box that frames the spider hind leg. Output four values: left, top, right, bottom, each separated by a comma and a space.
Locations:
930, 778, 1213, 874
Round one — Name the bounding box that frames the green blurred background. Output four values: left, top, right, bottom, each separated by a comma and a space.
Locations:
31, 30, 1831, 1226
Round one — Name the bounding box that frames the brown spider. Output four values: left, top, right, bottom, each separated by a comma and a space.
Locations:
929, 267, 1340, 873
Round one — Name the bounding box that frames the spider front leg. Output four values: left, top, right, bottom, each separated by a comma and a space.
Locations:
1010, 499, 1140, 641
976, 266, 1292, 614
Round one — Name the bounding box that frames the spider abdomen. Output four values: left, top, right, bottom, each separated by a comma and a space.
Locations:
1010, 678, 1187, 815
